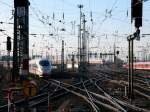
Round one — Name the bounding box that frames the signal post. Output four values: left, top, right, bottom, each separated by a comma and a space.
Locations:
128, 0, 143, 101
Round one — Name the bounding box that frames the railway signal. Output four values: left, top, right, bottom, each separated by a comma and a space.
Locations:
116, 51, 119, 55
131, 0, 143, 28
6, 36, 11, 80
6, 37, 11, 51
127, 0, 143, 101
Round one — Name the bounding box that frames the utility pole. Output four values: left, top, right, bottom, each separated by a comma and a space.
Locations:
61, 40, 65, 72
72, 52, 75, 71
87, 31, 90, 65
80, 14, 87, 76
82, 14, 87, 66
113, 43, 116, 79
77, 4, 83, 73
56, 49, 58, 65
77, 25, 80, 65
113, 43, 116, 64
13, 0, 30, 81
32, 44, 35, 59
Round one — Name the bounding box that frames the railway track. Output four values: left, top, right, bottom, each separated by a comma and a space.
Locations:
47, 78, 150, 111
0, 77, 139, 111
95, 68, 150, 98
59, 78, 149, 111
87, 65, 150, 111
1, 65, 150, 111
0, 79, 93, 111
91, 66, 150, 91
50, 79, 123, 112
1, 79, 149, 111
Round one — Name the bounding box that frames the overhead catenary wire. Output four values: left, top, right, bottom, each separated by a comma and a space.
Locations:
30, 4, 79, 39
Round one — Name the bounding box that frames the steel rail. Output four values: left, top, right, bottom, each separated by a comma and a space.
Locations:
50, 79, 100, 112
94, 80, 127, 112
50, 79, 126, 111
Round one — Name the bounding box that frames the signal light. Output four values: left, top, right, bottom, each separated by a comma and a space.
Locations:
7, 36, 11, 51
116, 51, 119, 55
135, 17, 142, 28
131, 0, 143, 28
14, 0, 30, 7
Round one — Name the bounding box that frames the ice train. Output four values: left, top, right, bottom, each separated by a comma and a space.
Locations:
29, 59, 52, 77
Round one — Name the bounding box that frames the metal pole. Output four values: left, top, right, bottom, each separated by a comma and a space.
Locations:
31, 49, 32, 59
87, 32, 90, 64
127, 28, 140, 101
128, 38, 131, 100
82, 14, 86, 66
7, 51, 10, 80
13, 0, 19, 82
61, 40, 64, 72
128, 35, 134, 101
131, 39, 134, 99
78, 25, 80, 66
113, 43, 116, 78
72, 52, 75, 71
114, 43, 116, 63
78, 4, 83, 73
81, 14, 87, 74
80, 5, 82, 70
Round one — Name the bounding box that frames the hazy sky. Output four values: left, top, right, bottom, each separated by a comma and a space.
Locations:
0, 0, 150, 60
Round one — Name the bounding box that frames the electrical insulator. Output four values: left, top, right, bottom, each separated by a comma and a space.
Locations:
131, 0, 143, 28
7, 36, 11, 51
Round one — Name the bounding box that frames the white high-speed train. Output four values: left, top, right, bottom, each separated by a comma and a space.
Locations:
29, 59, 52, 77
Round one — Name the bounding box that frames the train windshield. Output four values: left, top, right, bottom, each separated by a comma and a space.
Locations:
39, 60, 50, 66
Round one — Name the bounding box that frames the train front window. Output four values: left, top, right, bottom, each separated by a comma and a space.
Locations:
32, 64, 38, 68
39, 60, 50, 66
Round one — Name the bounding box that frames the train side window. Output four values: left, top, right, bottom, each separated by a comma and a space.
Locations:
141, 64, 144, 68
